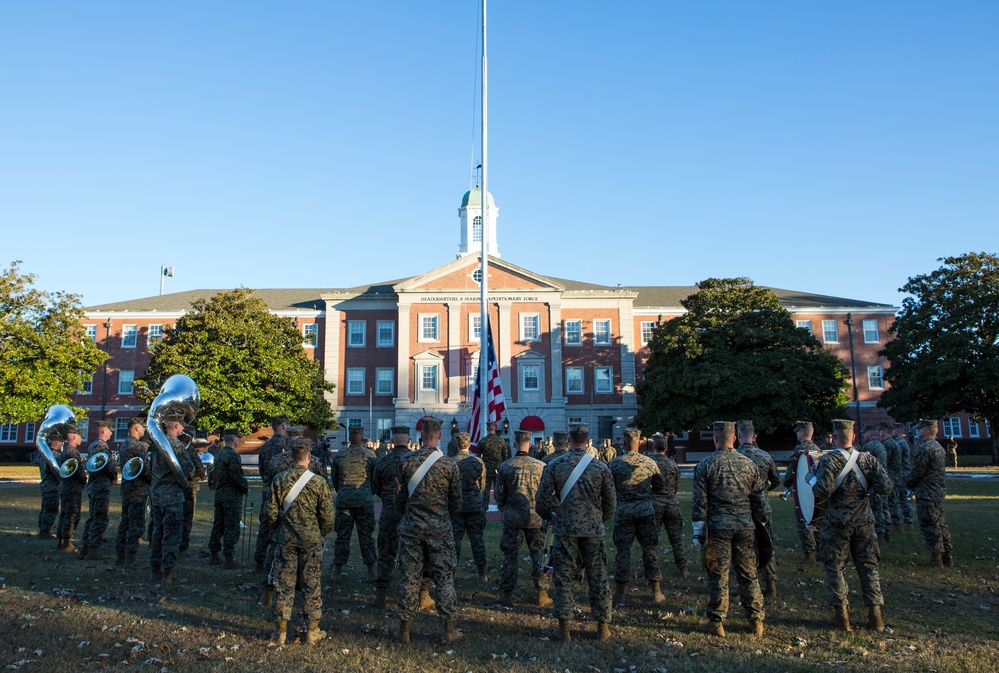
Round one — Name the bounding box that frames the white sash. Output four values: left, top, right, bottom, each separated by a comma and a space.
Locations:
408, 450, 443, 497
283, 470, 316, 515
560, 453, 594, 503
834, 449, 867, 491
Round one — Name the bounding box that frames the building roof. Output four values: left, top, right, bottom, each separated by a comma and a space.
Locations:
460, 188, 496, 208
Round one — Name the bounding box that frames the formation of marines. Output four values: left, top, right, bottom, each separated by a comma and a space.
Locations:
30, 411, 956, 646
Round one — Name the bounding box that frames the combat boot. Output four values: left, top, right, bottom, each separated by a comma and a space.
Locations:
370, 586, 387, 609
596, 622, 612, 641
832, 605, 851, 631
553, 619, 572, 642
259, 587, 274, 608
77, 544, 90, 560
150, 565, 163, 582
478, 564, 489, 583
868, 605, 885, 632
941, 552, 954, 567
804, 552, 818, 564
395, 619, 411, 644
537, 587, 553, 607
678, 565, 689, 579
163, 567, 174, 585
39, 531, 56, 540
331, 564, 343, 584
929, 552, 944, 568
416, 583, 435, 611
649, 580, 666, 604
209, 552, 222, 566
366, 563, 376, 582
267, 620, 287, 648
751, 620, 765, 637
613, 582, 627, 607
697, 620, 725, 637
439, 621, 463, 645
223, 555, 239, 570
306, 621, 326, 644
254, 561, 265, 574
115, 550, 127, 566
124, 553, 137, 570
764, 578, 778, 598
498, 590, 514, 607
893, 523, 904, 535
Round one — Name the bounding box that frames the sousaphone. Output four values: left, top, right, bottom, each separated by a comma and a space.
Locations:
36, 405, 76, 477
85, 451, 110, 473
147, 374, 200, 487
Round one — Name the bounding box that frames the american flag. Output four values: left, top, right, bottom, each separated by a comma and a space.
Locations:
469, 316, 505, 450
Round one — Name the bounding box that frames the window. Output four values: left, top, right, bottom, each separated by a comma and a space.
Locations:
640, 321, 655, 346
520, 314, 540, 341
118, 370, 135, 395
565, 366, 584, 394
377, 321, 395, 347
942, 417, 961, 437
469, 314, 482, 342
969, 422, 980, 438
303, 323, 318, 348
420, 314, 439, 342
987, 421, 992, 437
0, 424, 16, 442
420, 365, 438, 391
80, 376, 93, 395
565, 320, 582, 345
377, 418, 393, 441
867, 365, 884, 390
122, 325, 137, 348
595, 367, 613, 393
24, 422, 36, 442
115, 418, 129, 442
472, 268, 482, 284
467, 361, 480, 393
347, 418, 363, 432
796, 320, 813, 336
863, 319, 879, 344
594, 319, 611, 345
522, 363, 540, 391
822, 320, 839, 344
472, 215, 483, 243
148, 324, 163, 345
85, 325, 97, 342
568, 417, 583, 426
376, 368, 395, 395
76, 418, 89, 440
348, 320, 366, 347
346, 368, 365, 395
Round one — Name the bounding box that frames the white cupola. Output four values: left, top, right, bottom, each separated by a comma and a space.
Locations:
458, 188, 500, 258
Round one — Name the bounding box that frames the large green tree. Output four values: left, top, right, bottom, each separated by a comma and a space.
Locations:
137, 288, 336, 434
635, 278, 849, 436
879, 252, 999, 465
0, 261, 108, 423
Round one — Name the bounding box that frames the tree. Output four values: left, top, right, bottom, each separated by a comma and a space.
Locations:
137, 288, 336, 434
879, 252, 999, 465
635, 278, 849, 436
0, 261, 108, 422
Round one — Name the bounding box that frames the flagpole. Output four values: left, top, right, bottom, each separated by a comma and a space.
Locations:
478, 0, 490, 441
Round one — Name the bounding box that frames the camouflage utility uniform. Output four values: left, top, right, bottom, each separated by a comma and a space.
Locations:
895, 433, 914, 524
181, 444, 207, 551
372, 443, 411, 591
82, 439, 118, 549
149, 436, 196, 572
57, 447, 87, 540
254, 434, 289, 566
38, 452, 62, 536
736, 442, 780, 591
208, 446, 249, 558
496, 452, 549, 598
330, 443, 378, 569
609, 450, 666, 591
860, 438, 890, 538
452, 448, 488, 569
265, 450, 326, 573
477, 433, 508, 512
884, 435, 903, 527
264, 465, 334, 624
783, 439, 824, 557
652, 450, 688, 575
907, 438, 952, 562
116, 438, 151, 555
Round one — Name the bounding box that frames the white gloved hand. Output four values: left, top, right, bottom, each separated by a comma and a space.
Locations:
692, 521, 705, 550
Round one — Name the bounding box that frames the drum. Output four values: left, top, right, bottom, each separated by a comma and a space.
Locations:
793, 450, 828, 526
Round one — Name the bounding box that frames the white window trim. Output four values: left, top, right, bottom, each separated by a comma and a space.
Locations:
595, 366, 613, 394
568, 417, 584, 426
520, 313, 541, 342
346, 368, 366, 395
469, 314, 482, 343
376, 320, 395, 347
969, 422, 980, 438
942, 417, 962, 438
347, 320, 366, 348
867, 365, 884, 390
521, 363, 541, 392
85, 325, 98, 343
796, 319, 813, 336
639, 321, 655, 346
418, 314, 440, 343
121, 324, 138, 349
565, 366, 584, 395
0, 423, 16, 443
375, 368, 395, 395
114, 419, 130, 442
148, 324, 164, 346
564, 319, 582, 346
420, 364, 439, 391
302, 323, 318, 348
24, 422, 36, 443
822, 320, 839, 344
593, 319, 612, 346
118, 370, 135, 395
863, 319, 880, 344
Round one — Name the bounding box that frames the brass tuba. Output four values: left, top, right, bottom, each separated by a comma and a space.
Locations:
147, 374, 200, 487
36, 405, 76, 478
121, 455, 145, 481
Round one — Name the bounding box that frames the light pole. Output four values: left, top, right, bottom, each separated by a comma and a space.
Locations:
845, 313, 863, 431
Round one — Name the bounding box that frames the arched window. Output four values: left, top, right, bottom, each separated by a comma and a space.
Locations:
472, 215, 483, 243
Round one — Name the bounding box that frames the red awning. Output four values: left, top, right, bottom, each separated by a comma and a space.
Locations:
519, 415, 545, 431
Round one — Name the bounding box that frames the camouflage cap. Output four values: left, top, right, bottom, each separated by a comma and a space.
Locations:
422, 418, 442, 434
48, 429, 65, 442
514, 430, 532, 444
348, 425, 364, 437
223, 428, 241, 438
64, 424, 82, 437
831, 419, 855, 432
570, 423, 589, 433
736, 420, 755, 435
270, 414, 288, 428
862, 425, 878, 436
551, 431, 568, 447
622, 428, 641, 440
486, 421, 497, 430
288, 425, 305, 437
794, 420, 813, 431
916, 419, 938, 430
712, 421, 736, 434
456, 432, 470, 448
391, 425, 411, 436
96, 420, 114, 430
127, 417, 145, 429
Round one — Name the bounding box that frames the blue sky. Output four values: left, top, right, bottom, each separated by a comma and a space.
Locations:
2, 1, 996, 308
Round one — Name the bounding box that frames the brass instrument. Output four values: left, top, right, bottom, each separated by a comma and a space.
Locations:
147, 374, 200, 488
85, 451, 110, 473
122, 455, 145, 481
59, 457, 80, 479
199, 452, 216, 472
36, 405, 75, 477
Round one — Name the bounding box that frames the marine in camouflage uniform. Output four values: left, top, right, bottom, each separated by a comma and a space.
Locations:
783, 421, 825, 562
254, 415, 290, 571
446, 429, 461, 458
812, 419, 893, 631
56, 425, 87, 552
208, 430, 250, 568
536, 424, 617, 642
533, 437, 553, 461
264, 439, 335, 647
943, 436, 959, 468
149, 421, 196, 584
115, 418, 151, 567
264, 445, 326, 580
609, 429, 668, 606
691, 421, 767, 638
81, 421, 119, 559
477, 422, 509, 513
907, 419, 953, 567
371, 426, 418, 608
450, 432, 488, 581
180, 440, 208, 552
496, 431, 550, 606
329, 425, 378, 581
651, 435, 688, 577
894, 425, 914, 525
735, 420, 780, 598
541, 431, 569, 465
394, 419, 463, 645
37, 434, 63, 539
860, 427, 890, 542
599, 438, 617, 464
883, 425, 903, 530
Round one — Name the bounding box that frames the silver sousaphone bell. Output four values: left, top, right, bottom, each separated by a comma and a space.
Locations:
59, 457, 80, 479
122, 455, 145, 481
85, 451, 110, 473
200, 452, 215, 472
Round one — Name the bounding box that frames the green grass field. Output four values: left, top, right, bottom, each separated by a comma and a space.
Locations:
0, 478, 996, 673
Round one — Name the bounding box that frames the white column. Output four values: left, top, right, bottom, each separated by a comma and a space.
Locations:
397, 303, 411, 403
446, 302, 461, 404
548, 302, 563, 401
